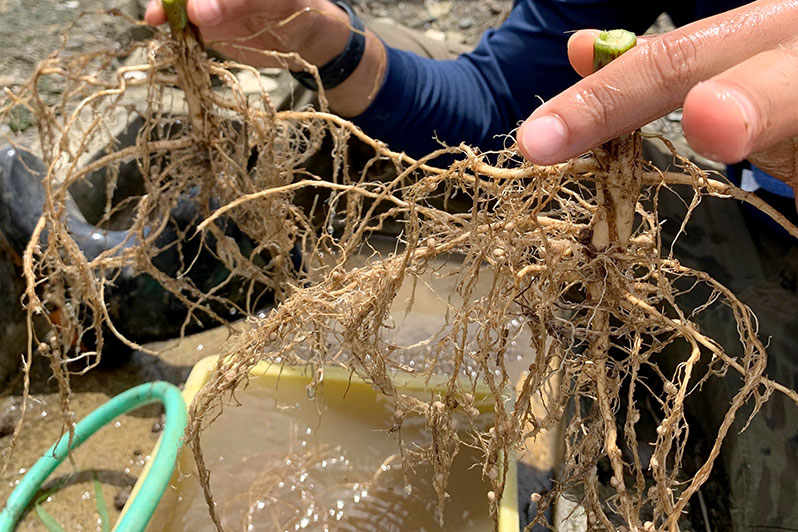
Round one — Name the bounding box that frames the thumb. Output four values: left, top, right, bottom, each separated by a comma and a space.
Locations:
566, 30, 600, 78
187, 0, 225, 27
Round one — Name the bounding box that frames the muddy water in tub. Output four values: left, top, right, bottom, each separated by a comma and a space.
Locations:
147, 378, 495, 531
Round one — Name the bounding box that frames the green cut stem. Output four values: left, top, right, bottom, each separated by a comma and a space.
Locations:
162, 0, 191, 38
593, 29, 637, 72
589, 28, 640, 251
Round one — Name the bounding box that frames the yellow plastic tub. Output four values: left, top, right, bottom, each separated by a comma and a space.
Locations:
124, 355, 519, 531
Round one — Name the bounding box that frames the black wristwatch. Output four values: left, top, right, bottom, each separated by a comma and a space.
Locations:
290, 0, 366, 91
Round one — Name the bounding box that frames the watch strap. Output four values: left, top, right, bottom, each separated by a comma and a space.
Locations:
290, 1, 366, 91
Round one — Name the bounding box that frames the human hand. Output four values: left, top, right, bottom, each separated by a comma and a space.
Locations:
517, 0, 798, 191
144, 0, 386, 116
144, 0, 352, 68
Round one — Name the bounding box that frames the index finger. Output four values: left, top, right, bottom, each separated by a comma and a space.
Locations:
517, 0, 798, 165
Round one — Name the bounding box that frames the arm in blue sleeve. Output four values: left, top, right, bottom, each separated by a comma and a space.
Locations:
353, 0, 664, 157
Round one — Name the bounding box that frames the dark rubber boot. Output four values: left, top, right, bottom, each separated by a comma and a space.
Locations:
0, 241, 26, 386
0, 145, 297, 365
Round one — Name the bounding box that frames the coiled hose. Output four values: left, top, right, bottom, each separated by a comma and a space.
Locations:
0, 381, 187, 532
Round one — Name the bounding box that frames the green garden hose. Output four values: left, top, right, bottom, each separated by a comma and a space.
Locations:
0, 381, 187, 532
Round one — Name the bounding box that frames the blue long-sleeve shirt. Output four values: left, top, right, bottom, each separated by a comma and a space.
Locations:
354, 0, 746, 157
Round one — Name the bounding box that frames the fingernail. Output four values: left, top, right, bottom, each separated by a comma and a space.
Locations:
193, 0, 222, 26
520, 114, 568, 164
567, 29, 599, 53
697, 81, 758, 157
723, 85, 757, 140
